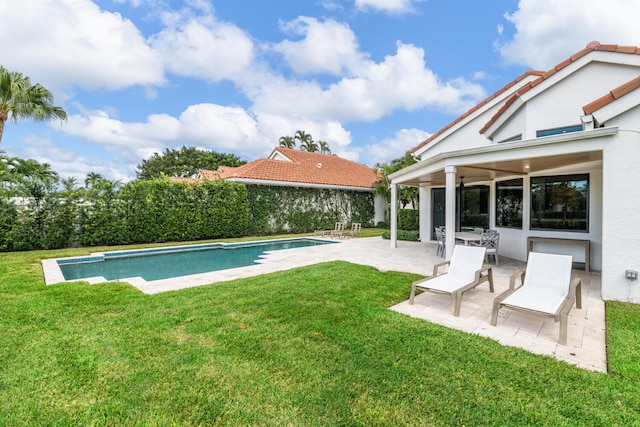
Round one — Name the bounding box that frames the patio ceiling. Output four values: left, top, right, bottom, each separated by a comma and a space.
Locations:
399, 150, 603, 187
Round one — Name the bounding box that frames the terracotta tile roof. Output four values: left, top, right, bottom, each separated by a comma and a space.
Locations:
479, 41, 640, 135
411, 69, 544, 153
201, 147, 379, 189
169, 177, 200, 183
583, 75, 640, 115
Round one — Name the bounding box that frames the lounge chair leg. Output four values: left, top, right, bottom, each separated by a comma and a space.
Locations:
559, 313, 568, 345
409, 285, 416, 305
490, 302, 500, 326
453, 293, 462, 317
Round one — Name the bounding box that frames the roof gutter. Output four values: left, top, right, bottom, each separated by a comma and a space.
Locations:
226, 177, 374, 192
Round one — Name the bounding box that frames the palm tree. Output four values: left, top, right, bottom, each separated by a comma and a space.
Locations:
0, 66, 67, 143
294, 130, 314, 151
278, 135, 295, 149
374, 151, 420, 218
317, 140, 331, 154
300, 139, 318, 152
10, 158, 59, 204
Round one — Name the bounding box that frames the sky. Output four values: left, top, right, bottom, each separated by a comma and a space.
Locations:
1, 0, 640, 183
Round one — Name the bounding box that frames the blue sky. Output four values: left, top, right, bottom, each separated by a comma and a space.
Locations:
1, 0, 639, 182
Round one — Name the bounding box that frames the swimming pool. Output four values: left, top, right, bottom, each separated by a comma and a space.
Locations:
45, 238, 335, 285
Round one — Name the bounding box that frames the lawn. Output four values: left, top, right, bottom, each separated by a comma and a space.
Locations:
1, 240, 640, 426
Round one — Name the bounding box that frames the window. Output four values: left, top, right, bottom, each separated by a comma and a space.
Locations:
496, 178, 523, 228
530, 174, 588, 231
460, 185, 489, 230
536, 125, 583, 138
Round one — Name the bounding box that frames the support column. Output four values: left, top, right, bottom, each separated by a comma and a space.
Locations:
444, 165, 457, 259
419, 186, 430, 242
390, 183, 398, 248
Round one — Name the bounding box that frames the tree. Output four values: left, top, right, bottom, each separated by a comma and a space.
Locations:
318, 140, 331, 154
0, 66, 67, 143
278, 135, 295, 149
135, 146, 246, 180
9, 158, 59, 205
295, 130, 318, 152
374, 151, 419, 219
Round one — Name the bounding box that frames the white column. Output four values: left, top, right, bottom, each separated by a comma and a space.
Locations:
419, 186, 430, 242
444, 165, 457, 259
390, 183, 398, 248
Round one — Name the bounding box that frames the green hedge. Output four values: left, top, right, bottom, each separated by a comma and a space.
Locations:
381, 230, 420, 241
398, 209, 419, 231
1, 179, 248, 251
246, 185, 374, 235
0, 180, 376, 251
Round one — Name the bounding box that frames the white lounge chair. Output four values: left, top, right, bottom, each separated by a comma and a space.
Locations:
490, 252, 582, 345
409, 245, 494, 316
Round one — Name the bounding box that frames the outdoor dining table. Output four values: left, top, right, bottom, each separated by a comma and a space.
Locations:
455, 231, 482, 246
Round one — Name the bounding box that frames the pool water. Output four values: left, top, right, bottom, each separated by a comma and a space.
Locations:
58, 239, 333, 282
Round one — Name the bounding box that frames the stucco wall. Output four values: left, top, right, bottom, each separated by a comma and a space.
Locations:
601, 112, 640, 302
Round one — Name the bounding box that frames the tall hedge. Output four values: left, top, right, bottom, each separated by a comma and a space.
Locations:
246, 185, 374, 235
398, 209, 419, 231
0, 179, 374, 251
1, 179, 248, 251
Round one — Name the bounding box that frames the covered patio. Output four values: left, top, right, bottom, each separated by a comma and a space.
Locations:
387, 129, 607, 267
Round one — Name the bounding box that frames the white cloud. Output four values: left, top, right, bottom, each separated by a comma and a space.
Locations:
59, 110, 182, 166
52, 102, 363, 179
360, 128, 430, 166
15, 136, 131, 184
253, 42, 486, 121
273, 17, 365, 75
497, 0, 640, 70
354, 0, 423, 14
150, 12, 255, 82
0, 0, 164, 91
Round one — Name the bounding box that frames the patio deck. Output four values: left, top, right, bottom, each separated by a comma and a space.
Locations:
84, 236, 605, 372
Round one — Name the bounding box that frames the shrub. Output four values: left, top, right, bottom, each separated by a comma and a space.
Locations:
381, 230, 420, 241
398, 209, 419, 231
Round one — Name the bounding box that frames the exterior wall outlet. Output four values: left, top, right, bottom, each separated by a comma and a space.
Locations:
625, 270, 638, 280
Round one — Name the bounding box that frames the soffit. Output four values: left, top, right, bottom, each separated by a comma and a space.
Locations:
401, 150, 603, 187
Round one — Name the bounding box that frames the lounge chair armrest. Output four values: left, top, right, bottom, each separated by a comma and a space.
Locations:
474, 266, 494, 292
432, 261, 450, 277
508, 269, 526, 290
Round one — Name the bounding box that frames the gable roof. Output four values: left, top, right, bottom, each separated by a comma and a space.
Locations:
479, 42, 640, 136
201, 147, 379, 189
412, 42, 640, 153
411, 69, 544, 153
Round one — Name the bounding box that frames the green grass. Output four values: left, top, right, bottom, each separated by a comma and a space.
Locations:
2, 240, 640, 425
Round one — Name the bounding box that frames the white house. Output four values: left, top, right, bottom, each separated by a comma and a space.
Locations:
389, 42, 640, 303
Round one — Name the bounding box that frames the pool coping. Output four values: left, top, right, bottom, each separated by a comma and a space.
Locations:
42, 237, 337, 291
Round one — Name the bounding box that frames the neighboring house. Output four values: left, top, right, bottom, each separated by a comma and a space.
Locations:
197, 147, 386, 225
389, 42, 640, 303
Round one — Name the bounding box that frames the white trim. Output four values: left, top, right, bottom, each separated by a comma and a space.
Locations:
390, 126, 618, 185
